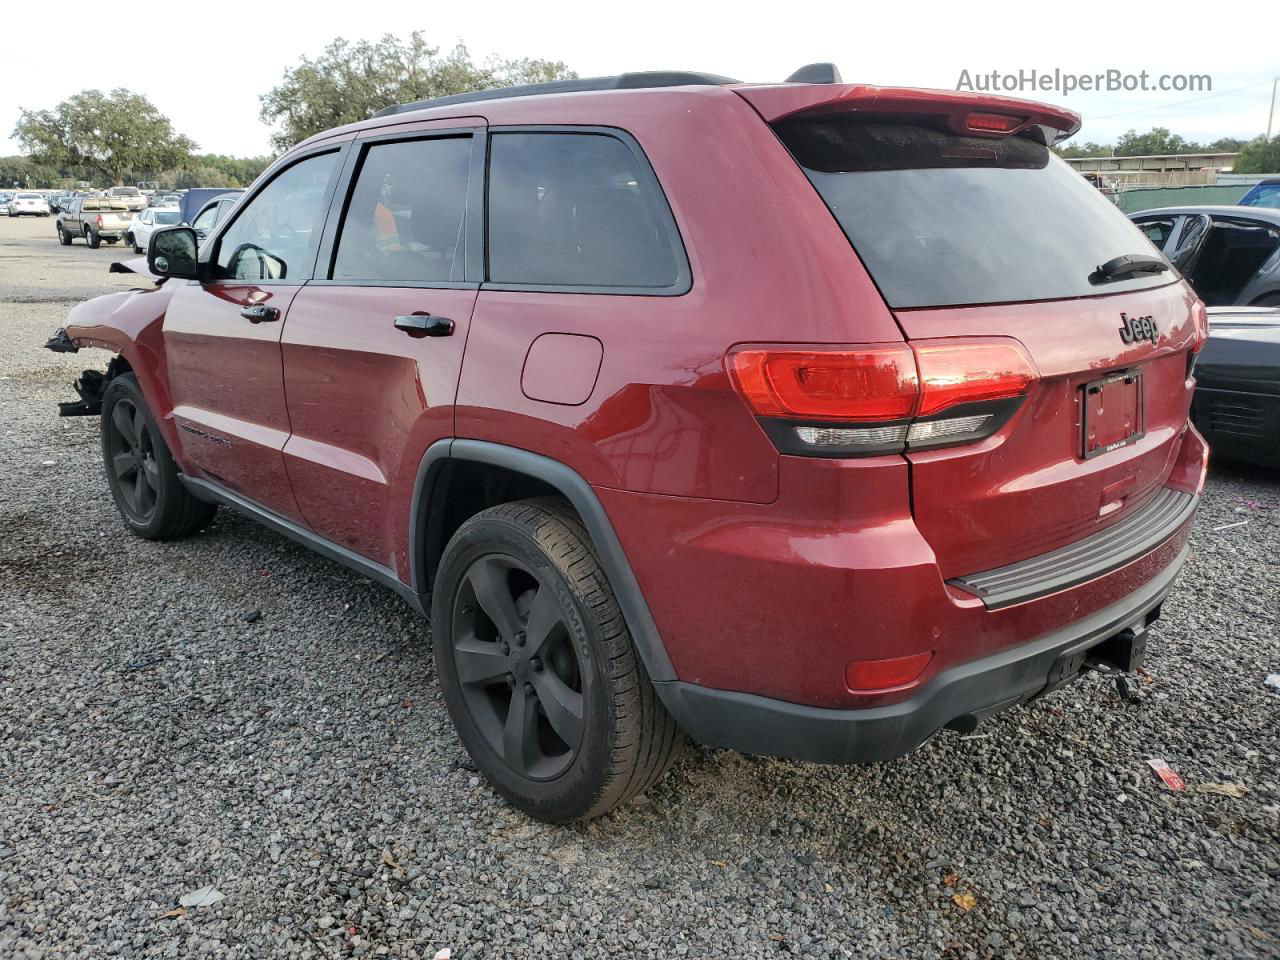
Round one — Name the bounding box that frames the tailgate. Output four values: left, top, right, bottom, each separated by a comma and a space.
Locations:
764, 94, 1203, 578
898, 282, 1200, 576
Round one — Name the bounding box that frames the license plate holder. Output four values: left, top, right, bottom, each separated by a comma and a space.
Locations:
1082, 370, 1144, 459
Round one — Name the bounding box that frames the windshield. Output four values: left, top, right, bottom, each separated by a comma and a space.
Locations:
16, 193, 39, 200
1239, 182, 1280, 209
774, 118, 1174, 309
155, 210, 181, 225
110, 187, 141, 196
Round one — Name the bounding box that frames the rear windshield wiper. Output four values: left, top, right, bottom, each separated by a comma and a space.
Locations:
1090, 254, 1170, 285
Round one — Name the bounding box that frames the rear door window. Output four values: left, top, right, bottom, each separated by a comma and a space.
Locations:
774, 118, 1175, 308
1187, 217, 1280, 305
332, 136, 472, 283
486, 131, 684, 290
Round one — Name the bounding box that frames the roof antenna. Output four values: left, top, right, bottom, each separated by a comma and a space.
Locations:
785, 63, 843, 84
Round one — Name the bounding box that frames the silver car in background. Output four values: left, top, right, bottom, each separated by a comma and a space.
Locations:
1130, 204, 1280, 307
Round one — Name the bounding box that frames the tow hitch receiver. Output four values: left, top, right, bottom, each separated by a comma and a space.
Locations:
1046, 622, 1148, 695
1088, 626, 1147, 674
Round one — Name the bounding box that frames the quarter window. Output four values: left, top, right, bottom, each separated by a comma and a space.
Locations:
1135, 217, 1175, 250
486, 132, 680, 289
215, 151, 339, 281
332, 137, 472, 283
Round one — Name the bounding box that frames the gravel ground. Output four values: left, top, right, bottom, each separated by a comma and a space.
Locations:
0, 213, 1278, 959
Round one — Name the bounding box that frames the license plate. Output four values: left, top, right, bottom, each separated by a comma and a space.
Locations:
1082, 370, 1144, 459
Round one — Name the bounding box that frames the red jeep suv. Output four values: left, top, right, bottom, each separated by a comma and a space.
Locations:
48, 66, 1208, 821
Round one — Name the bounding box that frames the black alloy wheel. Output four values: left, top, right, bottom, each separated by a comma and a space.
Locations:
450, 554, 585, 781
105, 396, 160, 524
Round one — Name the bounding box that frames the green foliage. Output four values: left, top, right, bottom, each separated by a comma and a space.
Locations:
260, 33, 576, 150
1234, 136, 1280, 174
12, 89, 197, 185
1112, 127, 1192, 157
0, 154, 62, 189
1056, 141, 1114, 159
1056, 129, 1257, 160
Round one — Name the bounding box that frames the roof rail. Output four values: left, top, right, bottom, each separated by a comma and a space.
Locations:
373, 71, 739, 118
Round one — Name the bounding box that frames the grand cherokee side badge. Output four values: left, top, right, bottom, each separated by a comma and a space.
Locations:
1118, 312, 1158, 346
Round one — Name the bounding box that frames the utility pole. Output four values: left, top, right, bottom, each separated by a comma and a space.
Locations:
1269, 77, 1278, 141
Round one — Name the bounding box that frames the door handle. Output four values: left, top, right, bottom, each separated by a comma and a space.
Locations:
241, 304, 280, 324
394, 314, 454, 337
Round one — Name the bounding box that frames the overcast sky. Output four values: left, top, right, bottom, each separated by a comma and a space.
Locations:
2, 0, 1275, 158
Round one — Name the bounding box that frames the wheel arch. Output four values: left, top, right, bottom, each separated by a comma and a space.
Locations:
410, 439, 676, 683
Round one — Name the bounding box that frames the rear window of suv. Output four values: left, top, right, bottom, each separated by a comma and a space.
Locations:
774, 118, 1174, 309
487, 131, 683, 290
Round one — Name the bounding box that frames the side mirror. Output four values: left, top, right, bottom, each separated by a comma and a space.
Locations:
148, 226, 200, 279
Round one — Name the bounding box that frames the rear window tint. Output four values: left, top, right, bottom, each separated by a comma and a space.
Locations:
487, 132, 680, 289
775, 119, 1174, 309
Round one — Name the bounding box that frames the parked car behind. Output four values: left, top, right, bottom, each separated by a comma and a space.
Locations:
178, 187, 244, 228
188, 193, 241, 243
1192, 306, 1280, 467
48, 68, 1208, 821
8, 192, 51, 217
125, 206, 182, 253
57, 196, 132, 247
1238, 178, 1280, 210
106, 186, 147, 212
1131, 205, 1280, 306
0, 194, 10, 216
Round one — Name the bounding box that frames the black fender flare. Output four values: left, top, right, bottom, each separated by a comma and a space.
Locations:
409, 439, 677, 683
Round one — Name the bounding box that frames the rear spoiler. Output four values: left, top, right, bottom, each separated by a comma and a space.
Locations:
734, 83, 1081, 145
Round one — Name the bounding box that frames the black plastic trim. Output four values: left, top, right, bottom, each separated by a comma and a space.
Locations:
656, 545, 1187, 764
950, 486, 1197, 610
374, 72, 738, 117
180, 476, 426, 615
408, 439, 676, 682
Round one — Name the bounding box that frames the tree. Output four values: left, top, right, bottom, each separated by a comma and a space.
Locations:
1055, 140, 1113, 159
0, 154, 61, 189
260, 33, 576, 150
1112, 127, 1203, 157
12, 89, 196, 185
1206, 137, 1248, 153
1234, 135, 1280, 174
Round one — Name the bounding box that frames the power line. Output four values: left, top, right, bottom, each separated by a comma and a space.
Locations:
1085, 78, 1275, 121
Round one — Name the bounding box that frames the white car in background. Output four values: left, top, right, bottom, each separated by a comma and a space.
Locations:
8, 193, 51, 217
124, 206, 182, 253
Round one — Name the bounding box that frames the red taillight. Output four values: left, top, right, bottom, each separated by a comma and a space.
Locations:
728, 346, 918, 422
846, 652, 933, 692
966, 111, 1024, 134
728, 339, 1038, 456
96, 214, 104, 227
914, 340, 1039, 417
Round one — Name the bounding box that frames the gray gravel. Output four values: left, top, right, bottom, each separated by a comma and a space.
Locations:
1, 213, 1278, 959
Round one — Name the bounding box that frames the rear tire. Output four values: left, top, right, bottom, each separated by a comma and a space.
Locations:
432, 498, 683, 822
85, 226, 100, 249
100, 373, 217, 540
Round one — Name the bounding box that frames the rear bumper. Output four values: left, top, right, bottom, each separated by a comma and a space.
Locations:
656, 543, 1187, 763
